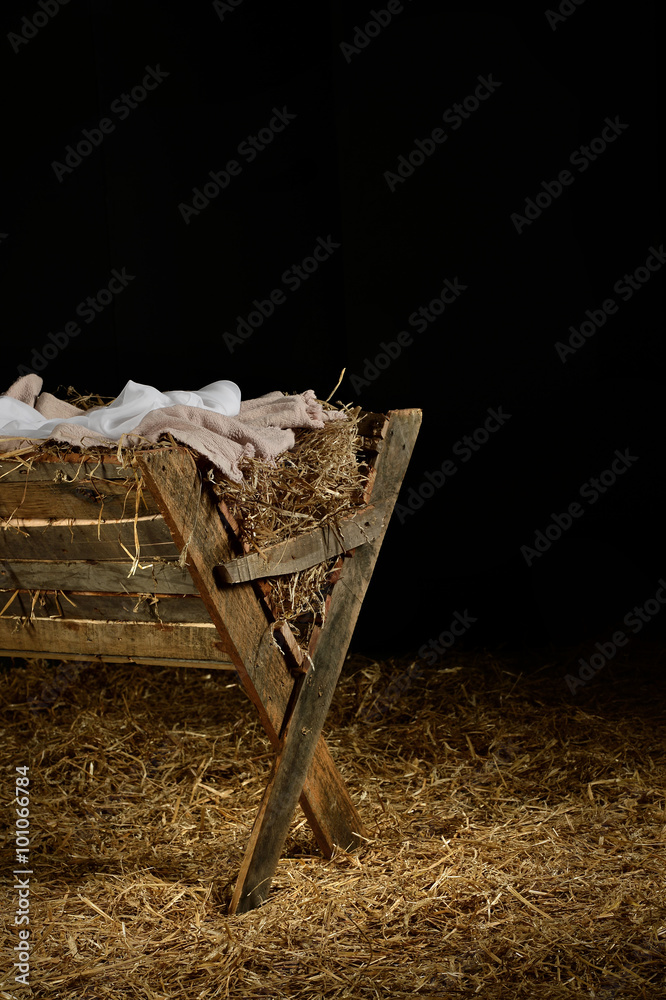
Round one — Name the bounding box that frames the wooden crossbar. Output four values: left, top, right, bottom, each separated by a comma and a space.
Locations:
215, 502, 387, 583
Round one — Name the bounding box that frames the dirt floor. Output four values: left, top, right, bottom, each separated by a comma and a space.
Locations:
1, 640, 665, 999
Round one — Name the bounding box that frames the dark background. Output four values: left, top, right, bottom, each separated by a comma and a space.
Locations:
1, 1, 663, 658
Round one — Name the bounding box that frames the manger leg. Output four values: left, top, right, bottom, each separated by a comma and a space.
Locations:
230, 409, 422, 912
138, 449, 367, 861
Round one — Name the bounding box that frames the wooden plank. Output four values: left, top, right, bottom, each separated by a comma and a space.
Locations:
0, 616, 230, 662
0, 459, 134, 483
217, 503, 387, 583
1, 590, 212, 624
0, 649, 234, 669
137, 448, 369, 861
0, 448, 173, 475
0, 559, 198, 594
0, 477, 160, 520
0, 516, 178, 561
230, 408, 422, 913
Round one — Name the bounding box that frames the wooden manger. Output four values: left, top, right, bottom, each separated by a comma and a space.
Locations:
0, 407, 421, 913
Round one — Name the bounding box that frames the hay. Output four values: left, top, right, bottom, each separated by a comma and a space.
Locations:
1, 641, 665, 998
61, 387, 116, 411
212, 405, 364, 550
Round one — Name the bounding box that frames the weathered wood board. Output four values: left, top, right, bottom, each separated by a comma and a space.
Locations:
0, 590, 211, 623
0, 615, 228, 662
0, 647, 234, 669
0, 458, 135, 482
0, 516, 178, 561
0, 476, 159, 521
217, 503, 387, 583
0, 559, 198, 594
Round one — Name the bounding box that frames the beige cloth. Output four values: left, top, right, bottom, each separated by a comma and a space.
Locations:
1, 375, 345, 483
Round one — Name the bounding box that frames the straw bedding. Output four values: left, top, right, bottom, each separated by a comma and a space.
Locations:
1, 641, 664, 998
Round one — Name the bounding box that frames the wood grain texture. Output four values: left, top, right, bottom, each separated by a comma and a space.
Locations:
0, 517, 178, 561
0, 477, 160, 520
1, 590, 211, 623
0, 616, 228, 662
0, 559, 198, 594
0, 648, 234, 669
231, 408, 422, 913
0, 458, 133, 482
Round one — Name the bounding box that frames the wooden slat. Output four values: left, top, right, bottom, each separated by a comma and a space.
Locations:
137, 448, 369, 862
0, 649, 235, 669
0, 477, 160, 520
0, 616, 230, 662
0, 560, 198, 594
0, 459, 133, 483
0, 516, 178, 561
1, 590, 212, 624
230, 408, 422, 913
217, 503, 387, 583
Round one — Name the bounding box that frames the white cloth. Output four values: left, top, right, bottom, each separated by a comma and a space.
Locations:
0, 379, 241, 441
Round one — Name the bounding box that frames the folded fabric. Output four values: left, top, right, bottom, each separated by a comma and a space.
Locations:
0, 375, 344, 482
0, 378, 241, 439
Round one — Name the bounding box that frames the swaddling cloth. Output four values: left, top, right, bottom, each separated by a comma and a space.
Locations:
0, 379, 242, 440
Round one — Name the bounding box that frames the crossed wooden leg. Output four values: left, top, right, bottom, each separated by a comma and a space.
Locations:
138, 408, 421, 913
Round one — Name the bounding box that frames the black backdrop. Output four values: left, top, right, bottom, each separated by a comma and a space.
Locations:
1, 1, 663, 658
